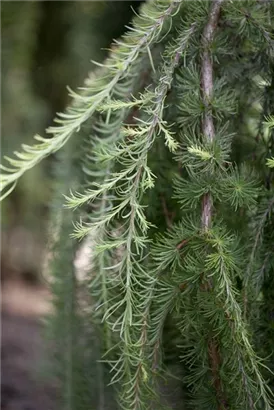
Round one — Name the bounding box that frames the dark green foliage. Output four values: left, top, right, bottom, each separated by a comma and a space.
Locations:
1, 0, 274, 409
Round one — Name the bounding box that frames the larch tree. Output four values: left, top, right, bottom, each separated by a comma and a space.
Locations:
1, 1, 274, 409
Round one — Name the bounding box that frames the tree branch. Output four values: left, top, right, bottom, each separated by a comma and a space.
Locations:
200, 2, 228, 409
201, 0, 224, 230
208, 338, 229, 410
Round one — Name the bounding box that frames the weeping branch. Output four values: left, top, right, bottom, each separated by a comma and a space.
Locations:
200, 0, 224, 230
200, 1, 228, 408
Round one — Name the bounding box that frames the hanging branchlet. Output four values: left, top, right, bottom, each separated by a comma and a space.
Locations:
167, 0, 273, 408
0, 0, 181, 200
79, 22, 199, 410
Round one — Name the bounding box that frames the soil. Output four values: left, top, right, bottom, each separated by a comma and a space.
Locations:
1, 279, 56, 410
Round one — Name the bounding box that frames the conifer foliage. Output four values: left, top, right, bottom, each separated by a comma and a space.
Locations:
1, 0, 274, 409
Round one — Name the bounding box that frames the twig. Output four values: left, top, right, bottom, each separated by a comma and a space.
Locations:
208, 338, 229, 410
176, 239, 188, 250
160, 193, 174, 228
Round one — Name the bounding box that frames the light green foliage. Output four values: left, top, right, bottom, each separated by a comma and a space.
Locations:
1, 0, 274, 409
0, 0, 180, 199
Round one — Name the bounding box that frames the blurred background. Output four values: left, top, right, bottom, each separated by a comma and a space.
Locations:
1, 0, 141, 287
1, 2, 141, 409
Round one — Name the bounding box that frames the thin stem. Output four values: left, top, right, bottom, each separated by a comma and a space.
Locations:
244, 197, 274, 319
160, 193, 174, 228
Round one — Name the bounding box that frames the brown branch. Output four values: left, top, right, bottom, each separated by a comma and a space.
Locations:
176, 239, 188, 250
160, 193, 172, 228
200, 2, 228, 408
201, 0, 224, 230
208, 338, 229, 410
160, 193, 176, 228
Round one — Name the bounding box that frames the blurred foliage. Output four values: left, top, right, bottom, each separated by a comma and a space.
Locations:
1, 1, 141, 277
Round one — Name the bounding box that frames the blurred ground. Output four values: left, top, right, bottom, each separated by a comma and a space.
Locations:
1, 277, 54, 410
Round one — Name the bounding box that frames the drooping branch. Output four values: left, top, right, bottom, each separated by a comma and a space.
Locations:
200, 2, 228, 409
201, 1, 223, 142
0, 0, 181, 200
201, 0, 224, 230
